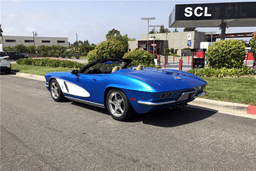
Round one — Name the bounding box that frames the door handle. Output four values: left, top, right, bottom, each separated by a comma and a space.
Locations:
92, 78, 97, 81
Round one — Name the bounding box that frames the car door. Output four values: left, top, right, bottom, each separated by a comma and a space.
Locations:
67, 73, 109, 104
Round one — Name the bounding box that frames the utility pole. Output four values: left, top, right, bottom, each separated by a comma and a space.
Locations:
0, 24, 4, 49
149, 25, 161, 56
141, 17, 155, 52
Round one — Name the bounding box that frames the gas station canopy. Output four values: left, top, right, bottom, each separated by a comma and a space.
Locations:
169, 2, 256, 28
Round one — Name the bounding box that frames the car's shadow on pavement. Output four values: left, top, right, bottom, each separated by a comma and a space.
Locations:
70, 101, 217, 127
128, 105, 217, 127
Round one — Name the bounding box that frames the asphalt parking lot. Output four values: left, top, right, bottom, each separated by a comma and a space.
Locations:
1, 74, 256, 171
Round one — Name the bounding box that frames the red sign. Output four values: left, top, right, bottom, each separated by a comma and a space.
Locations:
246, 52, 255, 60
247, 105, 256, 115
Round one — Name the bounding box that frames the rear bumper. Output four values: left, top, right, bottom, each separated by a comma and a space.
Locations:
137, 91, 206, 106
0, 66, 11, 71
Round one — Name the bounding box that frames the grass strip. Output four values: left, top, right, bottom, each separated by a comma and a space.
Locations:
201, 77, 256, 106
11, 64, 74, 76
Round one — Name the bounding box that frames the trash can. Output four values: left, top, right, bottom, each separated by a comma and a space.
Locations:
193, 58, 205, 69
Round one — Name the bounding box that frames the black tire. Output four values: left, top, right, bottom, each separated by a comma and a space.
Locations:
49, 79, 65, 102
106, 89, 132, 121
5, 68, 11, 74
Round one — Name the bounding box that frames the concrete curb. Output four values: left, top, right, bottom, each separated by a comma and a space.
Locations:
190, 98, 249, 112
11, 72, 45, 81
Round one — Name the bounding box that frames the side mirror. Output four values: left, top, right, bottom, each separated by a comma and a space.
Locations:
71, 70, 78, 75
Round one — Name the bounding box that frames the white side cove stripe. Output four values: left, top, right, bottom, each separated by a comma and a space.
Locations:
56, 78, 90, 97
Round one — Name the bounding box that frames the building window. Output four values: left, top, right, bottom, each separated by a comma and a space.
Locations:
57, 40, 65, 43
25, 40, 34, 43
5, 39, 16, 42
42, 40, 50, 43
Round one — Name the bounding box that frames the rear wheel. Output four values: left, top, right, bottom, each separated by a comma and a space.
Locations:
50, 79, 65, 102
106, 89, 132, 121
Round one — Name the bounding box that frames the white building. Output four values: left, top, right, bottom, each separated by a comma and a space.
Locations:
0, 35, 69, 48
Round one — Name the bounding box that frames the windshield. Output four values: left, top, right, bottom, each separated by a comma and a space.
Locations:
88, 61, 126, 71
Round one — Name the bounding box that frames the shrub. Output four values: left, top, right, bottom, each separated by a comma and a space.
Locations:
207, 39, 246, 69
87, 39, 126, 62
174, 49, 178, 54
41, 51, 48, 57
61, 53, 66, 58
87, 50, 97, 62
182, 48, 190, 50
187, 66, 256, 78
249, 33, 256, 59
48, 50, 55, 57
170, 48, 174, 53
165, 48, 170, 54
16, 58, 84, 69
55, 50, 61, 57
123, 49, 157, 68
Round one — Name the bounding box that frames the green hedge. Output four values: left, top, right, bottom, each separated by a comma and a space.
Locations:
16, 58, 85, 69
188, 66, 256, 78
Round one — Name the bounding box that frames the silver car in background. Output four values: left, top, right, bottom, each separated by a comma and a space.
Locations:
0, 51, 11, 74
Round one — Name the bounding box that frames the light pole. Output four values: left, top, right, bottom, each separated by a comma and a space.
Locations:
149, 25, 161, 56
0, 24, 4, 49
32, 31, 37, 57
141, 17, 155, 52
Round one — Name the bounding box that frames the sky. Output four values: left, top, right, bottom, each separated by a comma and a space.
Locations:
1, 0, 255, 45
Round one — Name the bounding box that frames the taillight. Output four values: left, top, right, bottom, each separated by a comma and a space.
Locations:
160, 93, 166, 99
167, 92, 173, 98
5, 57, 10, 61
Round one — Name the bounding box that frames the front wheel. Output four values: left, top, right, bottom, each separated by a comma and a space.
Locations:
50, 79, 65, 102
106, 89, 132, 121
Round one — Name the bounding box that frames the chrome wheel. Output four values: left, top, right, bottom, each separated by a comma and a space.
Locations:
49, 79, 65, 102
50, 81, 59, 100
108, 92, 125, 117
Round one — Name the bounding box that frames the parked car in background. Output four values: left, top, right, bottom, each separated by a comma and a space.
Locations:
20, 53, 29, 58
7, 52, 28, 60
0, 51, 11, 74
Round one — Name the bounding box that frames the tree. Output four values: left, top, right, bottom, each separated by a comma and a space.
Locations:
13, 44, 27, 53
26, 45, 36, 53
149, 28, 155, 34
159, 25, 170, 33
3, 46, 13, 52
183, 27, 196, 32
106, 28, 129, 51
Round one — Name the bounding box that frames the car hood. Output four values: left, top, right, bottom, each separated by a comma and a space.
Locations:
116, 69, 207, 91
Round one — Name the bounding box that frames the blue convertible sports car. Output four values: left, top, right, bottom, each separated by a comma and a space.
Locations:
45, 58, 207, 121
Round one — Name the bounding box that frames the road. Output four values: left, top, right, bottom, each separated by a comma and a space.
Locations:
1, 74, 256, 171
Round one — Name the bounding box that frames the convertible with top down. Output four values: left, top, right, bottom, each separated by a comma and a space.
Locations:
45, 58, 207, 121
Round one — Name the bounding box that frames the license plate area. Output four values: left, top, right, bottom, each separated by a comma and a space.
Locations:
177, 91, 196, 102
